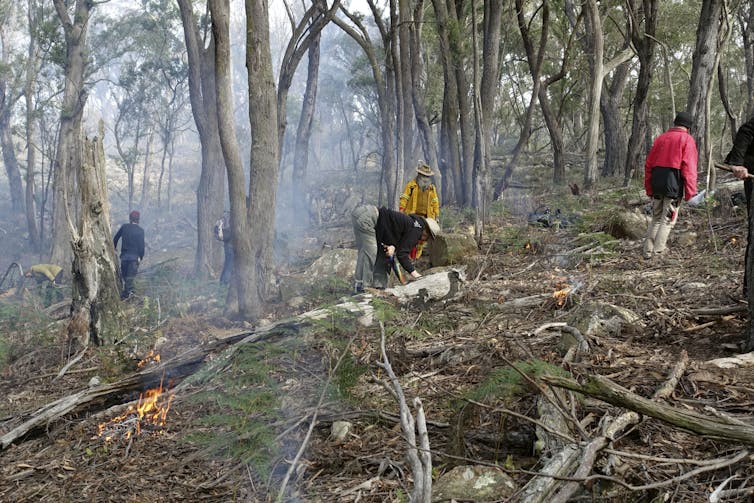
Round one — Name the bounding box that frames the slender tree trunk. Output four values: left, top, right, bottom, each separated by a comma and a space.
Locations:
623, 0, 657, 185
600, 61, 630, 177
244, 0, 280, 319
479, 0, 502, 184
140, 128, 153, 211
431, 0, 462, 204
686, 0, 724, 176
741, 3, 754, 117
494, 0, 548, 199
410, 0, 441, 198
0, 104, 24, 212
176, 0, 225, 279
448, 0, 474, 206
582, 0, 633, 189
24, 0, 41, 251
50, 0, 92, 269
291, 27, 321, 226
398, 0, 413, 187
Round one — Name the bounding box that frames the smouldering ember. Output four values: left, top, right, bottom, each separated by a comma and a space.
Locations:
137, 350, 161, 368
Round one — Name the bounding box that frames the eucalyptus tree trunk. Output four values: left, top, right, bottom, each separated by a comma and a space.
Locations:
431, 0, 462, 204
600, 61, 630, 177
742, 3, 754, 117
69, 131, 122, 347
448, 0, 474, 206
409, 0, 440, 195
686, 0, 725, 176
50, 0, 91, 269
276, 0, 340, 156
479, 0, 503, 163
244, 0, 280, 319
24, 0, 41, 251
623, 0, 657, 185
208, 0, 251, 315
290, 2, 321, 187
290, 25, 321, 224
582, 0, 605, 190
176, 0, 225, 279
582, 0, 633, 190
0, 101, 23, 212
494, 0, 548, 200
388, 0, 406, 205
398, 0, 413, 183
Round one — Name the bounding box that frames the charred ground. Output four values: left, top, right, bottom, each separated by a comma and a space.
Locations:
1, 173, 752, 502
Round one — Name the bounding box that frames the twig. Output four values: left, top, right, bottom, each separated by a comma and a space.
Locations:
583, 450, 748, 492
377, 321, 432, 503
709, 474, 739, 503
53, 345, 89, 382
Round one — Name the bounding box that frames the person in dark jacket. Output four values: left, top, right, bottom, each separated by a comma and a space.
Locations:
726, 116, 754, 296
642, 111, 698, 259
351, 205, 440, 293
113, 210, 145, 299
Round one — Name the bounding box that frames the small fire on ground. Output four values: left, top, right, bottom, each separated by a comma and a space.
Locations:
552, 276, 581, 308
97, 354, 174, 442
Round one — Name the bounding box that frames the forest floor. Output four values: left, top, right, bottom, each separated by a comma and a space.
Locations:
1, 173, 753, 502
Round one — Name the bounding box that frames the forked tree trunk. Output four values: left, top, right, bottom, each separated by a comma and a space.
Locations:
69, 132, 122, 347
50, 0, 91, 269
177, 0, 225, 279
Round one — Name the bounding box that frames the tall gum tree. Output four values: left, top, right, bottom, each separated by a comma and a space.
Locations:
244, 0, 280, 318
176, 0, 225, 279
50, 0, 92, 269
210, 0, 280, 320
623, 0, 657, 185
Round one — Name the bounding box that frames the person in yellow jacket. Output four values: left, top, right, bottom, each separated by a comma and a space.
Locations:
26, 264, 64, 285
24, 264, 64, 306
400, 161, 439, 259
400, 161, 440, 220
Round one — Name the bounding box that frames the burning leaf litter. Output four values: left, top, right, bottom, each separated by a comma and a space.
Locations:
96, 353, 174, 442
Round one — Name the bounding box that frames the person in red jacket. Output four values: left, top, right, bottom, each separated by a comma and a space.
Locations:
642, 111, 698, 260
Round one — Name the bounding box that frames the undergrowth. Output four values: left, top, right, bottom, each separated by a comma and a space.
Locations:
184, 342, 289, 480
467, 359, 571, 404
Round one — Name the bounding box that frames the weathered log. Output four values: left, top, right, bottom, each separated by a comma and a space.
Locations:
541, 360, 754, 445
429, 233, 478, 267
520, 352, 689, 503
384, 268, 465, 304
0, 296, 374, 449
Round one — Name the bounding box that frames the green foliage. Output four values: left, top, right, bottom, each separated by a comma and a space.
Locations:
331, 353, 367, 403
185, 343, 285, 479
467, 359, 569, 403
0, 302, 57, 373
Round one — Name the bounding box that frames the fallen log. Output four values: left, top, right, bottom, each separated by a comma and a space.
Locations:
541, 360, 754, 445
384, 268, 465, 304
1, 296, 374, 450
520, 351, 689, 502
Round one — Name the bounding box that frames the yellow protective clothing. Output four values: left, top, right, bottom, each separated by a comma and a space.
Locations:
399, 180, 439, 220
29, 264, 63, 283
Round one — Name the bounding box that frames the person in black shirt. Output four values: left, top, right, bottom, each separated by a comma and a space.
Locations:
351, 205, 440, 293
113, 210, 145, 299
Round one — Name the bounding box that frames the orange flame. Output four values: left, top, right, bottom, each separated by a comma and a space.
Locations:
97, 377, 174, 441
552, 287, 571, 307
